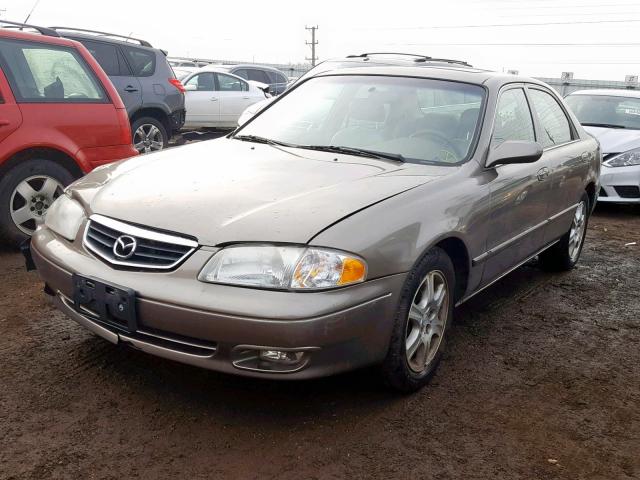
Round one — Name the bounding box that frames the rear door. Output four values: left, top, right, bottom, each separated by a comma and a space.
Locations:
215, 73, 254, 126
183, 72, 219, 127
481, 86, 552, 284
0, 66, 22, 143
72, 38, 142, 116
526, 86, 588, 243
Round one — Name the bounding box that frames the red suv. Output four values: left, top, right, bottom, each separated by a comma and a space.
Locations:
0, 21, 137, 245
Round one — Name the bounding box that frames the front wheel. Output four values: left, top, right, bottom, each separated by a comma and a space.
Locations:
381, 247, 455, 393
539, 193, 590, 272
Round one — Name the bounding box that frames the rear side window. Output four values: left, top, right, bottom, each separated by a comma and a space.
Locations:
0, 39, 107, 103
492, 88, 535, 148
78, 39, 130, 76
216, 73, 247, 92
267, 71, 287, 84
185, 72, 215, 91
528, 89, 573, 148
121, 45, 156, 77
233, 69, 248, 80
247, 69, 270, 84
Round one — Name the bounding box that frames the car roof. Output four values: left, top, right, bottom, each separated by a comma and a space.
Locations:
0, 25, 80, 48
310, 65, 549, 88
185, 66, 247, 81
52, 30, 156, 50
568, 89, 640, 98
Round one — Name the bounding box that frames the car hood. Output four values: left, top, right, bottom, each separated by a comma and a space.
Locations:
72, 139, 448, 246
584, 126, 640, 154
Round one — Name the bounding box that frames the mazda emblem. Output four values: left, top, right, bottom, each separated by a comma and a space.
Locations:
113, 235, 137, 259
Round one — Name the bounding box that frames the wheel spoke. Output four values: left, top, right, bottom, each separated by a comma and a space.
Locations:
406, 329, 421, 360
151, 140, 164, 150
39, 178, 60, 200
11, 206, 33, 225
15, 181, 37, 200
409, 303, 424, 322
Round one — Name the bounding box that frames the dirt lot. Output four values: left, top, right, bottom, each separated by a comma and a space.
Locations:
1, 205, 638, 480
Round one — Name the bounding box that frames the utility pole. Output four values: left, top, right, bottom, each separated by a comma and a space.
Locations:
305, 25, 318, 66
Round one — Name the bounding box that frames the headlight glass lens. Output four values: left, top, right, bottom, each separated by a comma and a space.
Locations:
605, 148, 640, 167
199, 245, 367, 290
44, 194, 86, 241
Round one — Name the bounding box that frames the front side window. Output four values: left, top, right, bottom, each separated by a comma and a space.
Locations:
185, 73, 215, 91
237, 75, 486, 165
529, 89, 572, 147
121, 46, 156, 77
492, 88, 535, 148
0, 39, 106, 102
565, 94, 640, 130
216, 73, 246, 92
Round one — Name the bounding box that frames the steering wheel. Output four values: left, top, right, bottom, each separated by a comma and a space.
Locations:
409, 129, 461, 159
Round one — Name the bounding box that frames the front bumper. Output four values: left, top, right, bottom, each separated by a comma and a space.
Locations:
599, 165, 640, 204
31, 228, 405, 380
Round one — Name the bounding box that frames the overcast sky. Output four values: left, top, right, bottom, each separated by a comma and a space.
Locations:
4, 0, 640, 80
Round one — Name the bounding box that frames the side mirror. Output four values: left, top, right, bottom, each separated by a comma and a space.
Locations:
184, 83, 197, 92
486, 140, 543, 168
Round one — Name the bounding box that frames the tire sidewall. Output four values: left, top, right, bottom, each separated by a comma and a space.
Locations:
382, 246, 456, 392
0, 159, 75, 246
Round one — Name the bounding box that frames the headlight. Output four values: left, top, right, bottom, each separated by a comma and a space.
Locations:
198, 245, 367, 290
44, 194, 86, 241
605, 148, 640, 167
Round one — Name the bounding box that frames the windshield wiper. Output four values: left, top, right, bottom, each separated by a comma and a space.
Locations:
233, 135, 298, 147
299, 145, 405, 163
581, 122, 627, 129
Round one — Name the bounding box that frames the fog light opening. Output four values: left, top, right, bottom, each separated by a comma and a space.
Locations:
231, 345, 318, 373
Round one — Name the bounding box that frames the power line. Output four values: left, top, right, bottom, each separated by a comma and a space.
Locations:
386, 42, 640, 47
370, 18, 640, 30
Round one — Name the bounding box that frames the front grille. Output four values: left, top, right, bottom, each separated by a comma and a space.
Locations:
614, 186, 640, 199
84, 214, 198, 270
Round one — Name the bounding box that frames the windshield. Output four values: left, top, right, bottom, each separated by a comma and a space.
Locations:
565, 94, 640, 129
237, 75, 485, 164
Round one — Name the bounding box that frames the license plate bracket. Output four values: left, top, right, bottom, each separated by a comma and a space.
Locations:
72, 274, 137, 333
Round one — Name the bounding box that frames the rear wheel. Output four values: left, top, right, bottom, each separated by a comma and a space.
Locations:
539, 193, 590, 271
0, 159, 75, 246
381, 247, 455, 393
132, 117, 168, 154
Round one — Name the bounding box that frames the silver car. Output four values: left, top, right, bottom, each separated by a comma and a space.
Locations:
565, 89, 640, 203
29, 66, 600, 392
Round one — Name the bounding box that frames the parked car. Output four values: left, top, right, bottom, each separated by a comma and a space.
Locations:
50, 27, 186, 154
0, 21, 137, 245
181, 66, 269, 129
565, 89, 640, 203
29, 63, 600, 392
212, 64, 288, 95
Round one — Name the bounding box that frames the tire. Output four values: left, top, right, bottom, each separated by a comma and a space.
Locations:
0, 159, 75, 246
131, 117, 168, 154
539, 192, 590, 272
381, 247, 455, 393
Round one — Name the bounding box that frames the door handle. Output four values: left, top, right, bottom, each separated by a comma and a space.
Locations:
210, 97, 218, 102
124, 86, 138, 93
537, 167, 550, 181
0, 119, 10, 126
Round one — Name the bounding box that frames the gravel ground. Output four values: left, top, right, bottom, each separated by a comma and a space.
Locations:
0, 204, 638, 480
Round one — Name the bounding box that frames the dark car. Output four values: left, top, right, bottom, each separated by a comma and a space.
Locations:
214, 64, 288, 95
0, 20, 137, 245
51, 27, 186, 154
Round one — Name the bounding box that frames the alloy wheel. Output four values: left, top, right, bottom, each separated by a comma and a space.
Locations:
10, 175, 64, 235
133, 124, 164, 153
405, 270, 449, 373
568, 201, 587, 262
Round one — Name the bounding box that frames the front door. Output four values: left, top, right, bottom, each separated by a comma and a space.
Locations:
0, 69, 22, 142
184, 72, 219, 127
481, 86, 552, 284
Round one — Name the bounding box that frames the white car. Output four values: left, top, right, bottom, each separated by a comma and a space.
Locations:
182, 66, 269, 129
565, 89, 640, 203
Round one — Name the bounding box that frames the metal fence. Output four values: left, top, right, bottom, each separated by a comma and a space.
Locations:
536, 77, 639, 96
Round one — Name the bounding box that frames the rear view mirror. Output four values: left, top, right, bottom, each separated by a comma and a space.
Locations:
486, 140, 543, 168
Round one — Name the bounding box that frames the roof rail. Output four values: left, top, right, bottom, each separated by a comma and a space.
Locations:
0, 19, 60, 37
347, 52, 472, 67
49, 27, 152, 47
